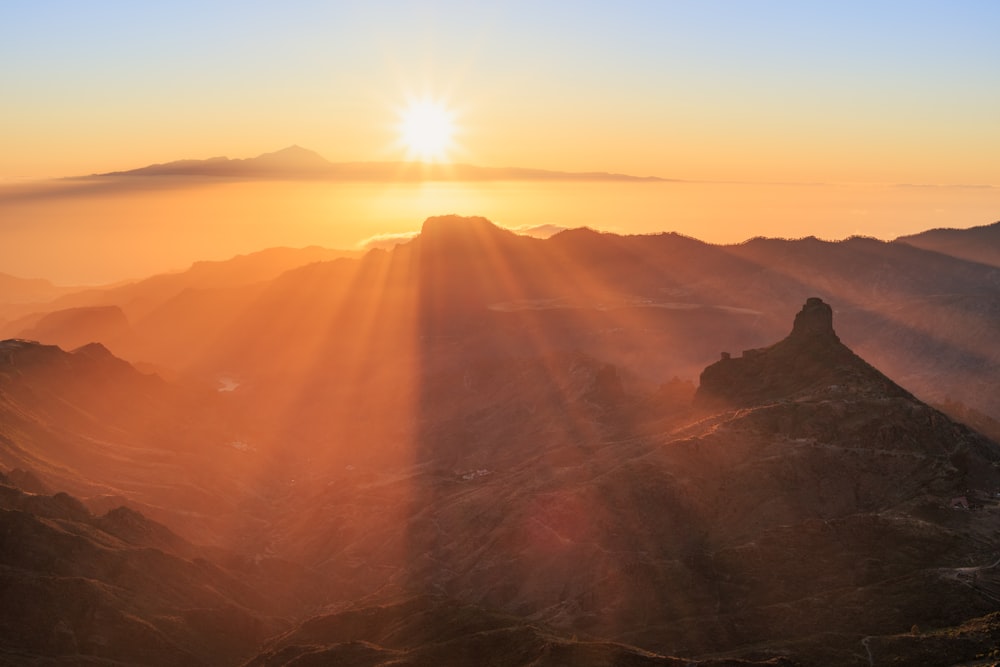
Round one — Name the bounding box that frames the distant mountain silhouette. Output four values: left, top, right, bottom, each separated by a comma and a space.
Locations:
17, 305, 132, 353
896, 219, 1000, 267
0, 272, 78, 305
94, 146, 670, 182
100, 145, 335, 178
0, 245, 359, 346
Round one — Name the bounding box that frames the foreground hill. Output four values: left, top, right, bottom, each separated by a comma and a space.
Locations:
0, 471, 333, 666
3, 292, 1000, 664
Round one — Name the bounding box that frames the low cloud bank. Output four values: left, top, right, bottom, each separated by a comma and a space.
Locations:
357, 231, 420, 251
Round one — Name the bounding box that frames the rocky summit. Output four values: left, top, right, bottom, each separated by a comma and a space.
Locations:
697, 297, 912, 407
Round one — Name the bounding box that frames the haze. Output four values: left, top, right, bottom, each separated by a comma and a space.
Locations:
5, 4, 1000, 664
2, 2, 999, 283
3, 176, 1000, 285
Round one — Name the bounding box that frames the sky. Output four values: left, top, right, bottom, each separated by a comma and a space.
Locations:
3, 1, 1000, 185
2, 1, 1000, 284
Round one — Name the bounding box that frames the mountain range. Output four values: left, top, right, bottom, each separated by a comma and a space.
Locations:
2, 216, 1000, 665
91, 145, 670, 182
5, 216, 1000, 426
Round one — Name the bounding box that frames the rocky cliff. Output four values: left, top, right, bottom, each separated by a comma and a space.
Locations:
698, 297, 911, 406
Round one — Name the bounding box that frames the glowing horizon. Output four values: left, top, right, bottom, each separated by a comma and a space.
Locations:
1, 3, 998, 186
1, 2, 999, 283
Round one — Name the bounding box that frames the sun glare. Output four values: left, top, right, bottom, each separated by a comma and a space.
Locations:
398, 98, 456, 162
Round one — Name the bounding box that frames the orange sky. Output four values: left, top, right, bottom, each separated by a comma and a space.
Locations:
1, 2, 999, 283
2, 2, 998, 186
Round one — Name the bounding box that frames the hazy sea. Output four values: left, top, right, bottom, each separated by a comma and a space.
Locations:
1, 179, 997, 284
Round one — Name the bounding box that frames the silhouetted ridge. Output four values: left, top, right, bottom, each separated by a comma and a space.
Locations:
95, 149, 666, 182
697, 297, 910, 407
247, 145, 333, 172
418, 214, 517, 242
71, 341, 116, 359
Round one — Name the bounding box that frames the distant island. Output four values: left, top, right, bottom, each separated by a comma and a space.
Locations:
92, 145, 671, 183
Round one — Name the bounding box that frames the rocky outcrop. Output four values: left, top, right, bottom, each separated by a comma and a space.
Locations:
790, 296, 837, 341
697, 297, 912, 407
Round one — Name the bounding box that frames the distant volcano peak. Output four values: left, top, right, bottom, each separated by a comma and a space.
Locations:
420, 214, 502, 236
256, 144, 324, 160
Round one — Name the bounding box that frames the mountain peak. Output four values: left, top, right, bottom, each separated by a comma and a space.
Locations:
421, 213, 490, 231
256, 144, 322, 160
697, 297, 909, 407
247, 145, 332, 170
790, 296, 837, 342
269, 144, 310, 155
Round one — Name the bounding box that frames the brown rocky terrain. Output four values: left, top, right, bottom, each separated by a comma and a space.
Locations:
2, 217, 1000, 665
218, 296, 1000, 665
897, 220, 1000, 268
245, 596, 793, 667
0, 471, 321, 666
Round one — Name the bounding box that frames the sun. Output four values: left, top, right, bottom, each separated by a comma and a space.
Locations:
397, 97, 456, 162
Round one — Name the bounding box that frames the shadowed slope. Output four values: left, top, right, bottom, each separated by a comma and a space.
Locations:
0, 474, 294, 666
896, 220, 1000, 268
245, 596, 792, 667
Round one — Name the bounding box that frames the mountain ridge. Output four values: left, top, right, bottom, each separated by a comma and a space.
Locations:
92, 146, 670, 183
